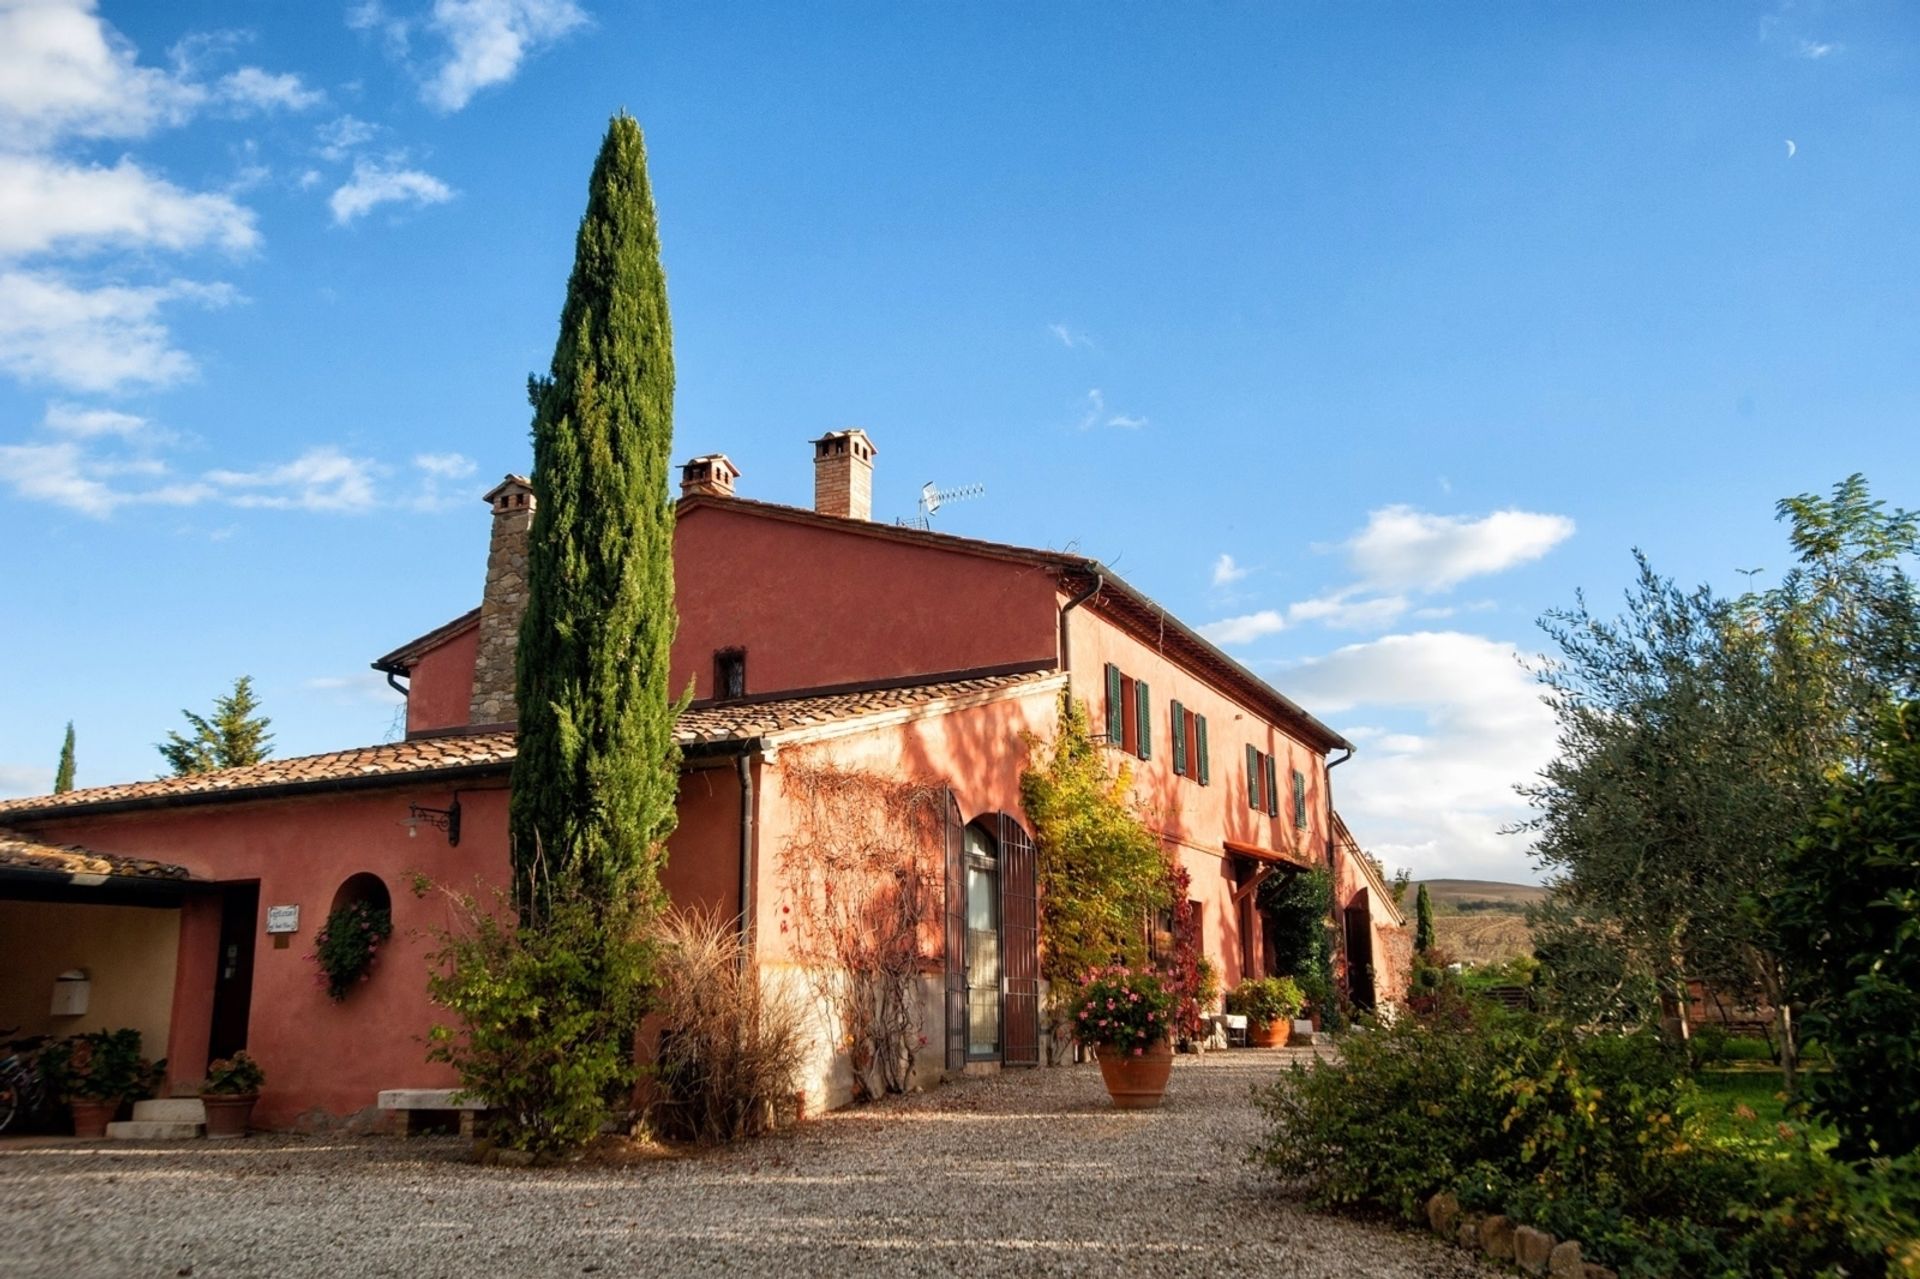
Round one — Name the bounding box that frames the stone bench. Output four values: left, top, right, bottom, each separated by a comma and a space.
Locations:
377, 1089, 489, 1137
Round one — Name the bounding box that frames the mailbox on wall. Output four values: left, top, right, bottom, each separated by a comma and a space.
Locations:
51, 969, 90, 1017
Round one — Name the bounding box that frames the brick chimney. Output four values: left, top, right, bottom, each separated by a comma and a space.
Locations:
680, 453, 740, 499
812, 428, 875, 521
469, 475, 535, 726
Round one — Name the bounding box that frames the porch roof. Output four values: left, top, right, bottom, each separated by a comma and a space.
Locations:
0, 671, 1058, 822
0, 829, 193, 882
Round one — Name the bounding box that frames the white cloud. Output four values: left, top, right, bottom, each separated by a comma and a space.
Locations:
0, 438, 210, 517
1288, 590, 1410, 630
315, 113, 378, 161
218, 66, 325, 113
42, 401, 149, 438
410, 449, 478, 509
1347, 504, 1575, 592
420, 0, 588, 112
1074, 387, 1147, 431
1797, 39, 1839, 59
0, 271, 237, 392
1279, 630, 1556, 882
1048, 322, 1093, 350
206, 446, 381, 511
306, 671, 405, 704
0, 153, 258, 258
329, 158, 454, 223
1197, 609, 1287, 645
0, 0, 204, 148
1211, 553, 1249, 587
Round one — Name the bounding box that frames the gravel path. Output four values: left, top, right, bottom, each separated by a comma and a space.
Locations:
0, 1048, 1497, 1278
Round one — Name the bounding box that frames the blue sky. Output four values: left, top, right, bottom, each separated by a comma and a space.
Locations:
2, 0, 1915, 882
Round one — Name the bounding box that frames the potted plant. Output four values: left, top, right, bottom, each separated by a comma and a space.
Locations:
42, 1029, 164, 1137
1226, 976, 1305, 1047
310, 898, 394, 1000
1070, 966, 1175, 1109
200, 1052, 265, 1138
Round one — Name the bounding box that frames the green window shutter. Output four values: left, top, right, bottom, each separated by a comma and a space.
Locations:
1135, 680, 1151, 759
1105, 664, 1123, 742
1247, 745, 1261, 810
1171, 701, 1187, 776
1265, 754, 1279, 818
1293, 770, 1307, 828
1196, 716, 1210, 785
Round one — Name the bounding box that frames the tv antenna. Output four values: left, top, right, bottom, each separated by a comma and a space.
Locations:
916, 480, 984, 528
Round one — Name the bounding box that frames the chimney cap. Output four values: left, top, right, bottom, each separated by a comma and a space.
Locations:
481, 474, 535, 513
811, 428, 876, 463
680, 453, 741, 498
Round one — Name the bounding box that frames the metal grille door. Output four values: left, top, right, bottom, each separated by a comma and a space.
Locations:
943, 789, 967, 1072
999, 813, 1041, 1067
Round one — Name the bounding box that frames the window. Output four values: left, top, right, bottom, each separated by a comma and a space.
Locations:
1170, 703, 1208, 783
1247, 747, 1279, 817
714, 648, 746, 700
1102, 663, 1152, 761
1292, 769, 1308, 829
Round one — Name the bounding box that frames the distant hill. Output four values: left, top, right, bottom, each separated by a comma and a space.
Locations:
1411, 880, 1549, 966
1415, 879, 1550, 915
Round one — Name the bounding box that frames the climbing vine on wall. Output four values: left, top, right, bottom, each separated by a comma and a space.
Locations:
777, 760, 944, 1102
1020, 694, 1171, 1043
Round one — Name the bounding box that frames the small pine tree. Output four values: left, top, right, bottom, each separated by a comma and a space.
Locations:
1415, 883, 1435, 954
158, 676, 274, 776
53, 722, 75, 793
509, 114, 682, 916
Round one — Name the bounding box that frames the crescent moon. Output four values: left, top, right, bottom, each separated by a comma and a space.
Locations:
1786, 139, 1797, 158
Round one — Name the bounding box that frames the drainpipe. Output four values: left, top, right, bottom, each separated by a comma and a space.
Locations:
1057, 572, 1104, 684
383, 669, 410, 700
1324, 746, 1352, 865
1324, 745, 1355, 1003
736, 748, 756, 959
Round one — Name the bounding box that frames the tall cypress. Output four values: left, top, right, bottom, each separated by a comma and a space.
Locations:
1415, 883, 1435, 954
509, 114, 681, 918
53, 722, 75, 794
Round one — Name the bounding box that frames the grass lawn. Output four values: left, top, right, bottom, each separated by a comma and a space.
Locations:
1693, 1069, 1834, 1155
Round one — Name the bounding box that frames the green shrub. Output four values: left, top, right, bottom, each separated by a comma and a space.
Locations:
202, 1051, 264, 1095
1070, 966, 1172, 1054
425, 885, 652, 1155
311, 899, 392, 1000
1226, 976, 1305, 1029
42, 1029, 164, 1103
1254, 1005, 1919, 1277
1775, 699, 1920, 1163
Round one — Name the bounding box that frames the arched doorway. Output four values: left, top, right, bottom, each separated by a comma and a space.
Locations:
945, 811, 1040, 1069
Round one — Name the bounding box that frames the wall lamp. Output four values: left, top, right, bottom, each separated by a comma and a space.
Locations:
405, 794, 462, 846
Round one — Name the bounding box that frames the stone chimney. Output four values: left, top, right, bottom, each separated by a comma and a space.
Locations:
470, 475, 535, 726
812, 428, 875, 521
680, 453, 740, 499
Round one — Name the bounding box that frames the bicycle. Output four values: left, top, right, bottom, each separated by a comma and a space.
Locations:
0, 1029, 52, 1134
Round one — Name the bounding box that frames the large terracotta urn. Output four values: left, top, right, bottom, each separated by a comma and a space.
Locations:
1251, 1018, 1292, 1048
69, 1098, 118, 1138
1095, 1040, 1174, 1110
201, 1093, 258, 1139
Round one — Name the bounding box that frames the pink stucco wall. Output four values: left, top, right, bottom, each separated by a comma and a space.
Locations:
671, 504, 1061, 700
1063, 600, 1334, 989
404, 623, 478, 735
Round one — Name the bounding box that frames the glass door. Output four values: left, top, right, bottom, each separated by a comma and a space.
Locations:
964, 825, 1001, 1060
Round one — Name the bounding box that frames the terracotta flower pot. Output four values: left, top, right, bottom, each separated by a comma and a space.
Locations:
70, 1098, 119, 1138
201, 1093, 258, 1139
1095, 1039, 1173, 1110
1251, 1018, 1292, 1048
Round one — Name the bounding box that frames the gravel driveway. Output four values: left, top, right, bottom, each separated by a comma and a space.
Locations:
0, 1047, 1496, 1278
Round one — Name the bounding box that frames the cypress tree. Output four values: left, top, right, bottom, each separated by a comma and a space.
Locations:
1415, 883, 1435, 954
509, 114, 681, 917
53, 722, 75, 793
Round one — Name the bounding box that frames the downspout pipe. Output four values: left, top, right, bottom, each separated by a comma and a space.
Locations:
736, 747, 757, 959
1057, 572, 1105, 682
383, 669, 410, 700
1324, 746, 1353, 865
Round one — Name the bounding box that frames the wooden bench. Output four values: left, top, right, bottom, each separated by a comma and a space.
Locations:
377, 1089, 489, 1137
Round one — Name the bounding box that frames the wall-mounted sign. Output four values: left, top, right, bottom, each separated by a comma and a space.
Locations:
266, 904, 301, 934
